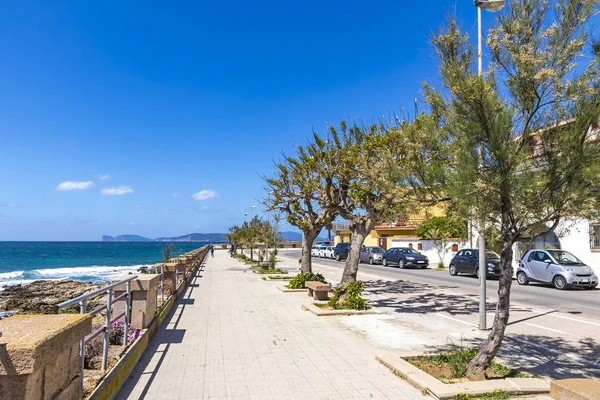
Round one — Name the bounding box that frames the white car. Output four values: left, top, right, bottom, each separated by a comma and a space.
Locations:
312, 245, 323, 257
323, 246, 334, 259
317, 245, 327, 258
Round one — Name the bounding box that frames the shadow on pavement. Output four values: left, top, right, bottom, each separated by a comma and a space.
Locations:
364, 279, 527, 316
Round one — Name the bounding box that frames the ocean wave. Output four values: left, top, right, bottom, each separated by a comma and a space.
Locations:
0, 264, 149, 287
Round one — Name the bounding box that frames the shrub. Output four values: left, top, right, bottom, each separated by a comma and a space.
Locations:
328, 281, 370, 310
268, 249, 278, 269
84, 335, 104, 369
432, 348, 477, 378
287, 272, 327, 289
437, 261, 445, 270
110, 321, 124, 345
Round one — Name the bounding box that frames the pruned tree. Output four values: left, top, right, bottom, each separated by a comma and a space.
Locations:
331, 117, 449, 292
264, 134, 338, 273
427, 0, 600, 377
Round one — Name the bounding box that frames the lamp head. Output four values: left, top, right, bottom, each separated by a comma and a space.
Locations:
474, 0, 506, 12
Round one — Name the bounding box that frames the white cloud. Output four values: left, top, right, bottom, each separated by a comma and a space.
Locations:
6, 204, 18, 208
191, 189, 219, 201
98, 174, 111, 181
172, 192, 181, 198
101, 186, 133, 196
56, 181, 95, 191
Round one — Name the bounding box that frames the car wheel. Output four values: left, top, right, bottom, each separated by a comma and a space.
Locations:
336, 254, 341, 262
398, 260, 405, 269
449, 264, 458, 276
369, 258, 373, 265
359, 257, 363, 264
382, 258, 388, 267
517, 272, 529, 285
553, 275, 567, 290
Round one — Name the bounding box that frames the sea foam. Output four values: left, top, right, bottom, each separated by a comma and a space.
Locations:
0, 264, 148, 287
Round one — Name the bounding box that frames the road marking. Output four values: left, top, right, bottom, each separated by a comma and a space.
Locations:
436, 313, 478, 327
523, 323, 568, 335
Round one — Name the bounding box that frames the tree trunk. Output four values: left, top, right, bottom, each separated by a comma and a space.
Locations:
301, 231, 317, 274
339, 223, 369, 287
466, 238, 515, 379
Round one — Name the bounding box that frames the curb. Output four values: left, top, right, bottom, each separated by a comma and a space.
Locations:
302, 303, 384, 317
376, 353, 550, 400
277, 286, 307, 293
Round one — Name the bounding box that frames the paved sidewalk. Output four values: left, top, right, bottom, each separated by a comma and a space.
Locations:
118, 252, 424, 400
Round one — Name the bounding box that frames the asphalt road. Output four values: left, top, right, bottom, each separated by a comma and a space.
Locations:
281, 250, 600, 321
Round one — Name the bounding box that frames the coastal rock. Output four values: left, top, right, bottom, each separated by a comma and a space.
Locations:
0, 280, 103, 314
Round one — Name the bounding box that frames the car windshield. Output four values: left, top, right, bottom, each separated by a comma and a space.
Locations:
404, 248, 419, 254
371, 248, 384, 253
546, 250, 584, 265
486, 251, 500, 258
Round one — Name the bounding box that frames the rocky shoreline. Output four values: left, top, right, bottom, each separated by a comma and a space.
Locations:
0, 280, 104, 314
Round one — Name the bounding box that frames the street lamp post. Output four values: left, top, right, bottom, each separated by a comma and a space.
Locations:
251, 205, 256, 220
474, 0, 506, 331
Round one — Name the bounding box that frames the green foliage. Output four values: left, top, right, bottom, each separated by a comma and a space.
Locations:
252, 268, 287, 275
328, 281, 370, 310
162, 245, 176, 262
431, 349, 477, 378
416, 216, 466, 240
268, 249, 278, 269
478, 391, 511, 400
287, 272, 327, 289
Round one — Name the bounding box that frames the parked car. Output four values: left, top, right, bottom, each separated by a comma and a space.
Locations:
311, 246, 318, 257
448, 249, 501, 278
517, 249, 598, 290
333, 242, 351, 261
381, 247, 429, 268
323, 246, 334, 259
359, 246, 385, 264
317, 245, 327, 258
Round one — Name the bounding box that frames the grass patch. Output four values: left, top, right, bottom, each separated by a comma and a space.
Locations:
287, 272, 327, 289
405, 349, 527, 383
261, 277, 266, 281
267, 275, 292, 280
452, 390, 511, 400
252, 269, 288, 275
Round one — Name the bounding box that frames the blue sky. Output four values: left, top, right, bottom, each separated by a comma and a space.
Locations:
0, 1, 564, 240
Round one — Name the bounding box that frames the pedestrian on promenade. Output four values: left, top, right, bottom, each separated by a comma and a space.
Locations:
229, 245, 235, 257
209, 244, 214, 257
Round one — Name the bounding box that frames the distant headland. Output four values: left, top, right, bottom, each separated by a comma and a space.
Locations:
101, 231, 311, 243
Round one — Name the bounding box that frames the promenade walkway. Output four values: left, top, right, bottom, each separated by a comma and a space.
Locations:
118, 251, 424, 400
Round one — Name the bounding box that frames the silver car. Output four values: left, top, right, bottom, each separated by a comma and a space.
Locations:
517, 249, 598, 290
359, 246, 385, 265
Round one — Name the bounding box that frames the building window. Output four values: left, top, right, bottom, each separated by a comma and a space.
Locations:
452, 244, 459, 252
417, 243, 423, 251
590, 224, 600, 251
409, 243, 413, 249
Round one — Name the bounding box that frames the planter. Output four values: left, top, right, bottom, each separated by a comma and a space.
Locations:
376, 353, 549, 400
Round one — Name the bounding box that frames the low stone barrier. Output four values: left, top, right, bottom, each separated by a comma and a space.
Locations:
0, 314, 92, 400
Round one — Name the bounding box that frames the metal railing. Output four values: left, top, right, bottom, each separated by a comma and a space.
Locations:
147, 263, 165, 303
54, 274, 138, 394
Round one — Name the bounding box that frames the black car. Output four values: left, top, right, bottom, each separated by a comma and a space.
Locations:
449, 249, 501, 278
381, 247, 429, 268
333, 242, 351, 261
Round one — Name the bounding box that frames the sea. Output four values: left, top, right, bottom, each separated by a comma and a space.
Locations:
0, 242, 218, 289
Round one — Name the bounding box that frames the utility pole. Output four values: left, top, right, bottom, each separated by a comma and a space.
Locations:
474, 0, 506, 331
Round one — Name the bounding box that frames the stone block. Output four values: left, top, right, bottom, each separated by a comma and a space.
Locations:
0, 314, 90, 400
54, 375, 80, 400
112, 276, 159, 330
44, 342, 78, 399
550, 378, 600, 400
112, 274, 159, 292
